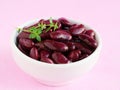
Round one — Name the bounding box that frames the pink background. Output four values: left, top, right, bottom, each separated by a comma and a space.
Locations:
0, 0, 120, 90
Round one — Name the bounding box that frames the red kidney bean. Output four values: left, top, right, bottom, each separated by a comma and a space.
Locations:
65, 42, 76, 51
19, 38, 34, 49
38, 19, 45, 24
30, 47, 39, 60
82, 29, 87, 34
85, 30, 95, 39
75, 43, 92, 54
79, 54, 89, 60
40, 30, 52, 39
68, 50, 81, 62
44, 40, 68, 52
40, 50, 50, 59
52, 52, 69, 64
70, 24, 85, 36
79, 34, 98, 48
35, 42, 45, 50
41, 57, 54, 64
18, 44, 28, 55
58, 17, 73, 27
17, 31, 30, 40
50, 30, 72, 40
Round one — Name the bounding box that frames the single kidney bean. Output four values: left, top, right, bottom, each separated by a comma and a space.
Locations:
40, 30, 52, 39
79, 34, 98, 48
79, 54, 89, 60
75, 43, 92, 54
41, 57, 54, 64
70, 24, 85, 36
52, 52, 69, 64
30, 47, 39, 60
58, 17, 73, 27
68, 50, 81, 62
65, 42, 76, 51
44, 40, 68, 52
35, 41, 45, 50
18, 44, 28, 55
40, 50, 50, 59
85, 30, 95, 39
38, 19, 45, 24
17, 31, 30, 40
50, 30, 72, 40
19, 38, 34, 49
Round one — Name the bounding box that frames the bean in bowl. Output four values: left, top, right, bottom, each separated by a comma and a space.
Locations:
16, 17, 98, 64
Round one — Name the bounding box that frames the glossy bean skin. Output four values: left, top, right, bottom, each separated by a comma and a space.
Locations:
75, 43, 92, 54
58, 17, 73, 27
17, 31, 30, 40
65, 42, 76, 51
79, 34, 98, 48
30, 47, 39, 60
19, 38, 34, 49
40, 30, 52, 39
85, 30, 95, 39
35, 42, 45, 50
52, 52, 69, 64
50, 30, 72, 40
44, 40, 68, 52
70, 24, 85, 36
68, 50, 81, 62
40, 50, 50, 59
18, 44, 28, 55
41, 57, 54, 64
79, 54, 89, 60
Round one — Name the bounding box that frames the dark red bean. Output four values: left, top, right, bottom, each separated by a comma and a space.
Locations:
75, 43, 92, 54
44, 40, 68, 52
30, 47, 39, 60
65, 42, 76, 51
35, 42, 45, 50
58, 17, 73, 27
40, 30, 52, 39
82, 29, 87, 34
18, 44, 28, 55
68, 50, 81, 62
52, 52, 69, 64
17, 31, 30, 40
79, 54, 89, 60
70, 24, 85, 36
41, 57, 54, 64
19, 38, 34, 49
40, 50, 50, 59
79, 34, 98, 48
38, 19, 45, 24
85, 30, 95, 39
50, 30, 72, 40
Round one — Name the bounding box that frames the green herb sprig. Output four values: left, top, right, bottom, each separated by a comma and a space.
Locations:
18, 17, 58, 41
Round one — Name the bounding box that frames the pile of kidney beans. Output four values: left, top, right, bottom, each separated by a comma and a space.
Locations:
16, 17, 98, 64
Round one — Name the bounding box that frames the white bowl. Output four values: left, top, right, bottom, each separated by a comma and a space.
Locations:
11, 18, 102, 86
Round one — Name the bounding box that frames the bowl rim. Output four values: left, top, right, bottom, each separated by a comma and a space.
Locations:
11, 17, 102, 67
